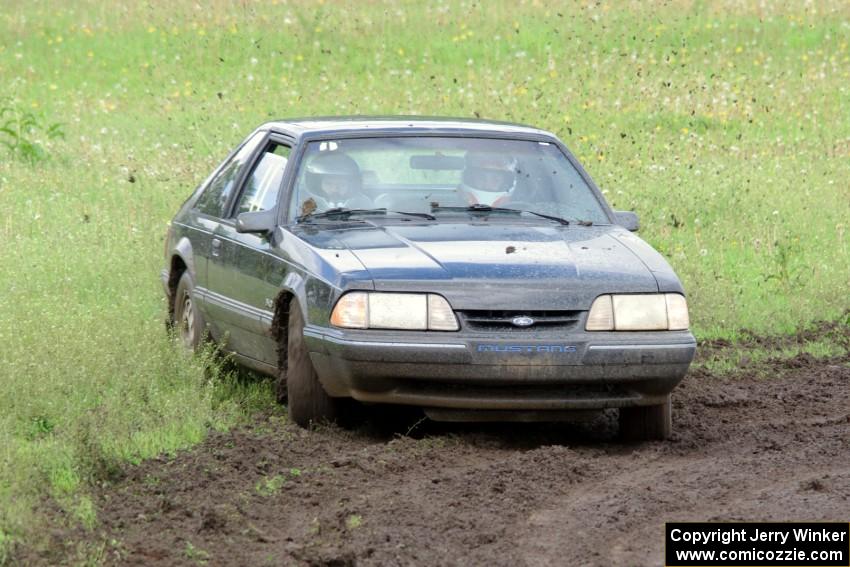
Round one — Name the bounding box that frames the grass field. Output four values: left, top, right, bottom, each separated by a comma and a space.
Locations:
0, 0, 848, 559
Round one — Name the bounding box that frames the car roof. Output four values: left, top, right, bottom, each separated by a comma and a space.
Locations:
263, 116, 556, 140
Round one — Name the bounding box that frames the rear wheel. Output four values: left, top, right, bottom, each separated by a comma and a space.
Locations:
619, 396, 672, 441
285, 304, 341, 427
173, 272, 206, 352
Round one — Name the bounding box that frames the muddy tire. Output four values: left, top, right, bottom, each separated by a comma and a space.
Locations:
174, 271, 206, 352
274, 363, 288, 405
619, 396, 672, 441
286, 304, 340, 427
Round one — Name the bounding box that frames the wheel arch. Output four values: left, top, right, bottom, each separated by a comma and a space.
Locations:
268, 270, 325, 374
270, 269, 308, 367
166, 236, 196, 321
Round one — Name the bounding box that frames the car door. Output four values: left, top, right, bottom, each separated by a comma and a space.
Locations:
187, 131, 266, 326
206, 137, 294, 365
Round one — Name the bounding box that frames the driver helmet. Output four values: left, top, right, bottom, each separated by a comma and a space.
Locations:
305, 151, 362, 203
460, 152, 518, 205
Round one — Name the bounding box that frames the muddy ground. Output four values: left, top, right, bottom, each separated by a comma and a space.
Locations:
28, 326, 850, 566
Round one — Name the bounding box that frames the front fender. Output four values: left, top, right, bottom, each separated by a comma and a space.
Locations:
172, 236, 196, 280
271, 267, 334, 331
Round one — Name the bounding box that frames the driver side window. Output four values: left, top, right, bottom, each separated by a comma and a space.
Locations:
195, 132, 265, 218
233, 142, 291, 216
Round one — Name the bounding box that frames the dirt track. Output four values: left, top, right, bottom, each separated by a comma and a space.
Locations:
30, 330, 850, 566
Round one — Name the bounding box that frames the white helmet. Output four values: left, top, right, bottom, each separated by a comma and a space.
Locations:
460, 152, 517, 205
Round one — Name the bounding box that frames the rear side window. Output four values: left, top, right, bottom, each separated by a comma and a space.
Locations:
195, 132, 265, 217
233, 143, 292, 216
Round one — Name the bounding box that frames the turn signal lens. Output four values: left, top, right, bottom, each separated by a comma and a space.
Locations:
428, 294, 460, 331
330, 292, 368, 329
586, 295, 614, 331
665, 293, 690, 330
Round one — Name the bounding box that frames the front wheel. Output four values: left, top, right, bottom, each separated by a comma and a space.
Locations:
285, 304, 341, 427
173, 271, 206, 352
619, 397, 672, 441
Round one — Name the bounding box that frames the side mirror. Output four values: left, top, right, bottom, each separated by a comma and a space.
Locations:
614, 210, 640, 232
236, 209, 277, 235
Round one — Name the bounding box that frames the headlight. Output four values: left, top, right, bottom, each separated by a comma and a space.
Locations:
330, 292, 459, 331
586, 293, 689, 331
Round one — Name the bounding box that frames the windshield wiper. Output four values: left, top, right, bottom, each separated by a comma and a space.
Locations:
298, 207, 379, 222
390, 210, 437, 220
298, 207, 435, 223
431, 204, 570, 225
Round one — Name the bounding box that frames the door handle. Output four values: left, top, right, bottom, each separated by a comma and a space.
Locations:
211, 238, 222, 257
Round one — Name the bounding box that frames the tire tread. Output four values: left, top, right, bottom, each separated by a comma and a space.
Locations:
286, 305, 339, 427
619, 397, 672, 441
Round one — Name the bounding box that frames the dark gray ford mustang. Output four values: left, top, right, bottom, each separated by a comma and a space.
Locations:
162, 117, 696, 439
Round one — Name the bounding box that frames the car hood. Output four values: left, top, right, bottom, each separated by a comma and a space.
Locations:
290, 221, 678, 311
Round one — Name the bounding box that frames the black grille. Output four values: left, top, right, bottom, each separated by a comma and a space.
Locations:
458, 310, 583, 332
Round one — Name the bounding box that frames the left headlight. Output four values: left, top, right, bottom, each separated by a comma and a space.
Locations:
586, 293, 689, 331
330, 292, 459, 331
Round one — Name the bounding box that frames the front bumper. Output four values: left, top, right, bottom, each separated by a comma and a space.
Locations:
304, 327, 696, 412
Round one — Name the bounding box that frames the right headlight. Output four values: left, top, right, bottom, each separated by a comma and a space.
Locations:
586, 293, 689, 331
330, 292, 459, 331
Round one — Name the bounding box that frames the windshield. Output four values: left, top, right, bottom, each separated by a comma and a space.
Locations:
289, 137, 610, 224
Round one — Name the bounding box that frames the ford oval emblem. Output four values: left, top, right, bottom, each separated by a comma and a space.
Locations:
512, 315, 535, 327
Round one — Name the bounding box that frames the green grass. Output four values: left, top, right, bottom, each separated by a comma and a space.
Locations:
0, 0, 848, 557
346, 514, 363, 530
254, 474, 286, 497
183, 541, 210, 565
696, 332, 849, 377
